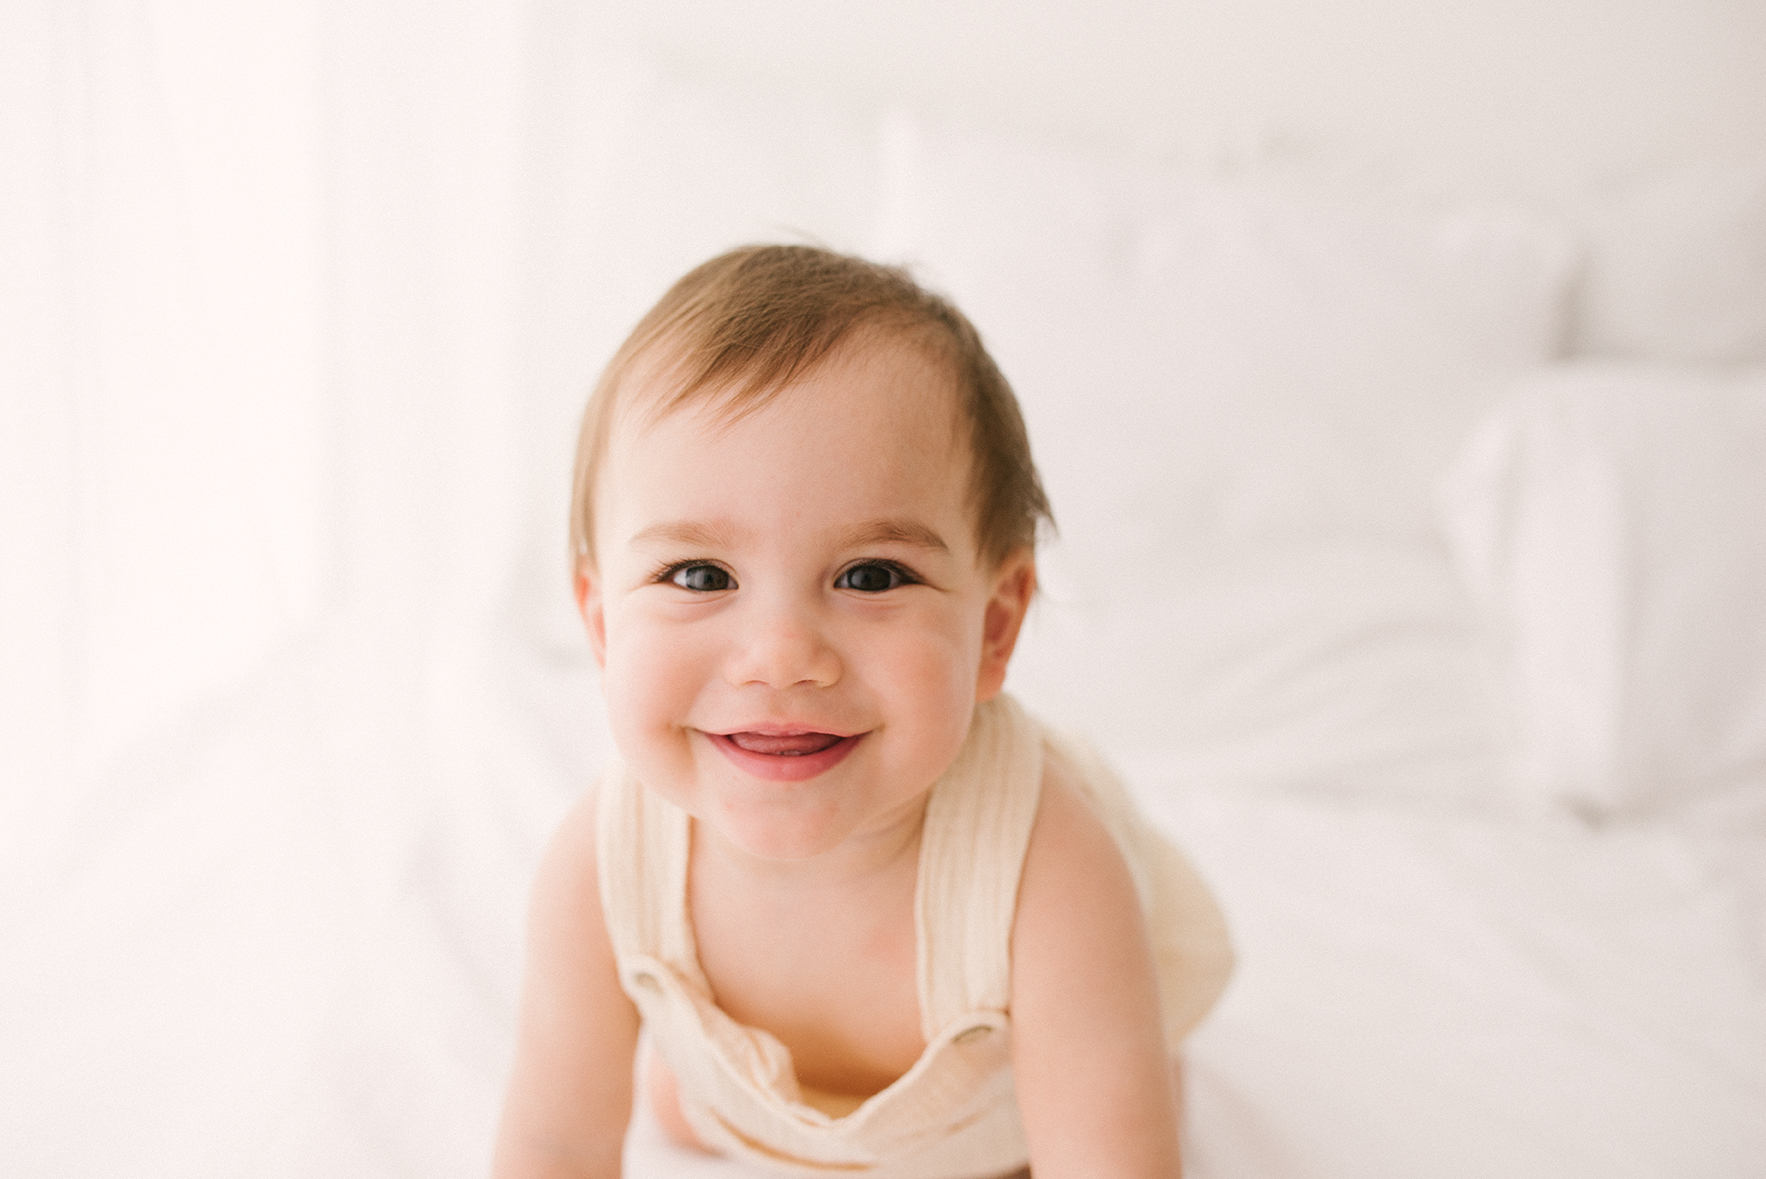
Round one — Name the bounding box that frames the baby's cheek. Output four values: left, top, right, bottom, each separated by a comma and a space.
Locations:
895, 612, 985, 685
602, 624, 706, 742
878, 631, 981, 742
892, 640, 978, 701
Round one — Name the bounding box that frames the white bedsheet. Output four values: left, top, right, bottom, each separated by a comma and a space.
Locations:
1165, 786, 1766, 1179
4, 629, 1761, 1178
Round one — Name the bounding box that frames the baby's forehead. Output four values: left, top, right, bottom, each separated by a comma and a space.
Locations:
614, 325, 969, 447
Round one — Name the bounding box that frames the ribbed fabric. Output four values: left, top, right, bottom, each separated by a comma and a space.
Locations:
596, 693, 1232, 1178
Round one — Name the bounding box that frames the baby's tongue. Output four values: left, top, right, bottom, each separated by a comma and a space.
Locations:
728, 731, 842, 756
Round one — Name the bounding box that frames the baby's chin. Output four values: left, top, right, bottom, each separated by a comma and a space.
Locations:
697, 803, 866, 863
613, 727, 954, 862
695, 779, 936, 865
608, 745, 855, 860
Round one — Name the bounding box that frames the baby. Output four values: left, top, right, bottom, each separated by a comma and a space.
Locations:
494, 245, 1233, 1178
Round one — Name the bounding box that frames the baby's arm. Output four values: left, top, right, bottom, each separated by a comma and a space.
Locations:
493, 788, 640, 1179
1010, 767, 1184, 1178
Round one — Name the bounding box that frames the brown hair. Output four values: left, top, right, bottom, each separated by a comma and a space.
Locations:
568, 244, 1052, 571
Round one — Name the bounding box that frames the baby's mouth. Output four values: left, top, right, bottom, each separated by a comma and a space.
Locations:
723, 731, 845, 757
709, 728, 863, 782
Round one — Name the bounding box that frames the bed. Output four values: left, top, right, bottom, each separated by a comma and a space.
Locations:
5, 51, 1765, 1179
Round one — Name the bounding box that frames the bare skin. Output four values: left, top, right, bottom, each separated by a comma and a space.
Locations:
492, 335, 1183, 1177
494, 793, 637, 1179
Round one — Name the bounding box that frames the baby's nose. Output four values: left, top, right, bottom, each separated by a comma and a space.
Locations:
723, 601, 842, 689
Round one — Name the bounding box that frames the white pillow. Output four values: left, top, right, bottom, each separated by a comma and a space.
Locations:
877, 114, 1577, 564
1571, 161, 1766, 364
1007, 543, 1505, 808
1441, 363, 1766, 816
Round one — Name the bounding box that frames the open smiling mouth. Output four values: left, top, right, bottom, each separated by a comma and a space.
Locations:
708, 730, 864, 782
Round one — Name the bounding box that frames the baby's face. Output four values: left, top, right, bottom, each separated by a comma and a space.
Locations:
579, 333, 1033, 862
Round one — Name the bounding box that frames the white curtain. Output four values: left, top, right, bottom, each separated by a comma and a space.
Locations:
0, 0, 532, 891
1, 3, 540, 1172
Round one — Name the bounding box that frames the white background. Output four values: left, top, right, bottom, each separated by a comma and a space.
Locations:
4, 3, 1765, 1175
7, 0, 1764, 805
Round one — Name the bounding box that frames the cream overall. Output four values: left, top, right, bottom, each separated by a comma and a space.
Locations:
596, 694, 1234, 1178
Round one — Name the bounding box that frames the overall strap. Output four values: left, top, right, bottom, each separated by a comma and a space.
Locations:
913, 694, 1045, 1041
594, 759, 706, 992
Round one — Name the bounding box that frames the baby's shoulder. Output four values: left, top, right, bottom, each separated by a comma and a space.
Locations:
1010, 738, 1163, 1024
1023, 747, 1132, 889
525, 780, 608, 940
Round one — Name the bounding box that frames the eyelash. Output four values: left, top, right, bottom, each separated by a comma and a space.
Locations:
650, 559, 921, 593
834, 559, 919, 592
654, 560, 735, 592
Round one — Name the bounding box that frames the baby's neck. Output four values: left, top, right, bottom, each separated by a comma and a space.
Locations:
685, 787, 931, 1095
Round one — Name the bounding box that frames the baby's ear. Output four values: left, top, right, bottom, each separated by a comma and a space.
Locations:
976, 550, 1036, 702
575, 567, 608, 668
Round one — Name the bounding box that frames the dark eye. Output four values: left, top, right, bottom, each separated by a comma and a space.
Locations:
835, 562, 908, 593
669, 563, 733, 592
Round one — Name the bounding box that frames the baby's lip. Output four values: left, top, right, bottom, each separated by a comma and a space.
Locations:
706, 728, 865, 783
720, 730, 847, 757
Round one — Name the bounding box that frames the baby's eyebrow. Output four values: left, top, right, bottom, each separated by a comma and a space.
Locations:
627, 517, 948, 554
628, 519, 743, 549
839, 518, 949, 553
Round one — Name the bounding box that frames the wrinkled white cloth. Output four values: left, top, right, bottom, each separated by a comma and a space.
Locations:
597, 694, 1234, 1177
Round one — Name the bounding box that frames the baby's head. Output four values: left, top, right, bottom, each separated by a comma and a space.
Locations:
569, 245, 1052, 859
569, 244, 1050, 580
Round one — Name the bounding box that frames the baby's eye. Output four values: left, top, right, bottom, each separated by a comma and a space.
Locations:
667, 563, 733, 592
835, 562, 911, 593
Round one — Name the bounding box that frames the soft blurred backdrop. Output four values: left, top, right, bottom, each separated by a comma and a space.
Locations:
3, 2, 1764, 1176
